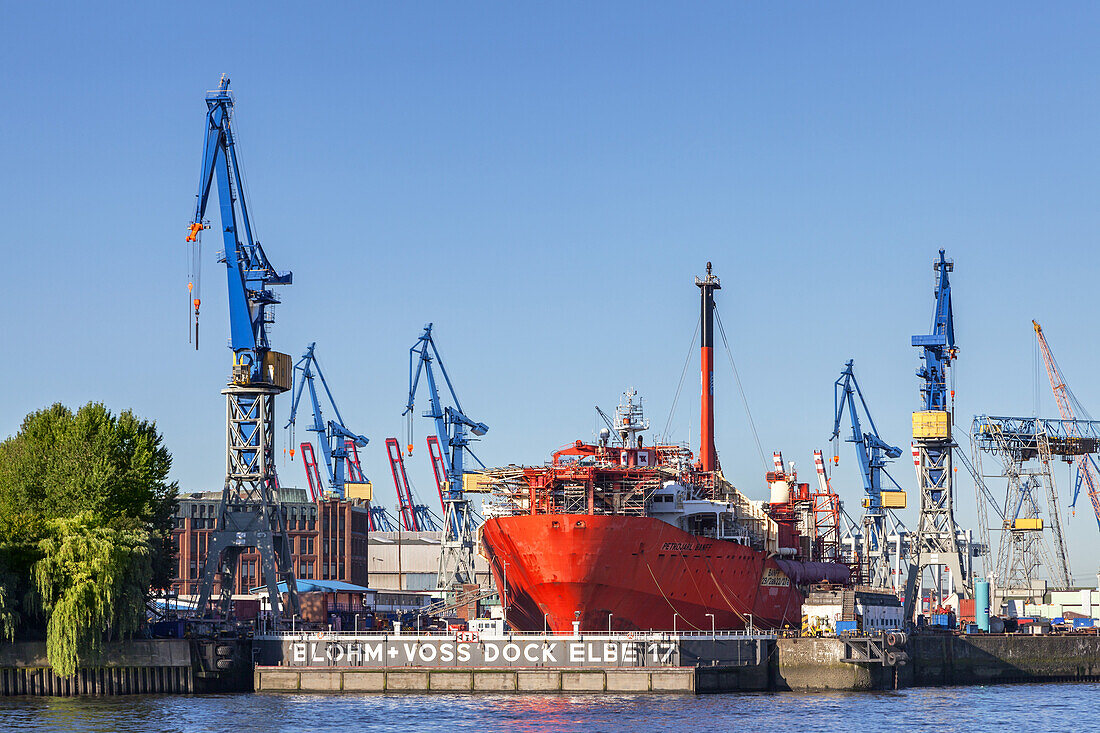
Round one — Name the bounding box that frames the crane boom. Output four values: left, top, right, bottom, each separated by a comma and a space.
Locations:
187, 75, 291, 369
831, 359, 905, 589
285, 342, 369, 499
1034, 320, 1100, 528
404, 323, 488, 591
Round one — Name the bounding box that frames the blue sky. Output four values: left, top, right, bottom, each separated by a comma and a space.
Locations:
3, 3, 1100, 582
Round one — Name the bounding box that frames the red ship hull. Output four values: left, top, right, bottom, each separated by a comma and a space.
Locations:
481, 514, 807, 633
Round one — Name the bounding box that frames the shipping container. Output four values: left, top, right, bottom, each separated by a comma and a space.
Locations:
835, 620, 858, 634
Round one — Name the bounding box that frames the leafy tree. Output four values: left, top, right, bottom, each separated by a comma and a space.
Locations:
32, 514, 153, 676
0, 402, 178, 673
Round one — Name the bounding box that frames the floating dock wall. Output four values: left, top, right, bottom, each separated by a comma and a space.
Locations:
256, 666, 698, 693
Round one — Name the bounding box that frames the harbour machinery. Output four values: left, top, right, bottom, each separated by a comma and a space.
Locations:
1034, 321, 1100, 530
831, 360, 909, 591
185, 76, 300, 624
903, 250, 971, 622
403, 324, 489, 592
285, 342, 370, 502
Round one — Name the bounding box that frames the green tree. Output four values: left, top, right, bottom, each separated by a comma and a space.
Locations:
0, 402, 178, 673
32, 514, 153, 676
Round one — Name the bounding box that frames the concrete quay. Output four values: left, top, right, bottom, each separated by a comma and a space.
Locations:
256, 666, 697, 693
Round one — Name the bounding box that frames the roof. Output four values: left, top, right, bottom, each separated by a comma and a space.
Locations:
249, 579, 376, 595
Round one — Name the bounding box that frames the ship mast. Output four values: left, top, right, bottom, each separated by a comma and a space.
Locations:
696, 262, 721, 472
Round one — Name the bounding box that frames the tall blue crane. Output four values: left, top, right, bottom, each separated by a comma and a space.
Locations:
404, 324, 488, 591
285, 342, 369, 501
187, 76, 292, 371
904, 249, 970, 622
186, 76, 299, 624
832, 359, 906, 590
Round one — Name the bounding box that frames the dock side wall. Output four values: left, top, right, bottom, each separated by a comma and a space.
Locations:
0, 640, 195, 696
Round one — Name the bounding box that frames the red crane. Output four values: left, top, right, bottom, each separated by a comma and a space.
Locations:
298, 443, 324, 502
386, 437, 420, 531
426, 434, 449, 513
1034, 320, 1100, 528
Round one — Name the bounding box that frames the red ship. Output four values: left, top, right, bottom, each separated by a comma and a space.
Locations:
478, 264, 850, 633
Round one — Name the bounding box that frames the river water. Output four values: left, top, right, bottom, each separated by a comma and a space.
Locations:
2, 683, 1092, 732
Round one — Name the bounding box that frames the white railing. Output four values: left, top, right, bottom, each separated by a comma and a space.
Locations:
257, 629, 776, 642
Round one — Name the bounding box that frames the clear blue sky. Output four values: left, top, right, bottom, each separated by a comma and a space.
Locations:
3, 3, 1099, 582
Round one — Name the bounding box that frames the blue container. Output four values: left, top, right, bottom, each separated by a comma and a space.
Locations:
931, 613, 953, 627
1053, 617, 1065, 625
975, 579, 990, 632
1072, 618, 1094, 628
964, 623, 980, 634
835, 620, 858, 634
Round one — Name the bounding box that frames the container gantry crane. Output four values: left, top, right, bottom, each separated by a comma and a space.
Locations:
831, 360, 908, 591
404, 324, 488, 592
285, 342, 370, 501
903, 250, 971, 622
185, 76, 299, 624
1034, 321, 1100, 530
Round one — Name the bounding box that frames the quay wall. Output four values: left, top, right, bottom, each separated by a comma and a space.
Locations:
0, 640, 194, 696
773, 637, 901, 691
910, 634, 1100, 686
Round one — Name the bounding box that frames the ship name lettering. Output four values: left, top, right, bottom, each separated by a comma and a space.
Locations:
542, 644, 557, 663
364, 643, 383, 662
523, 644, 540, 663
346, 644, 362, 663
402, 643, 419, 662
569, 642, 585, 663
325, 644, 344, 662
502, 644, 521, 662
457, 644, 472, 663
310, 643, 326, 664
439, 644, 454, 663
661, 541, 713, 552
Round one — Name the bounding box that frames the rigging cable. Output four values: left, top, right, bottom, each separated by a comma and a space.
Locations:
714, 307, 769, 472
662, 316, 701, 443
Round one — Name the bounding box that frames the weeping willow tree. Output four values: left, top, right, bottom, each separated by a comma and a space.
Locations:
32, 514, 153, 676
0, 402, 177, 675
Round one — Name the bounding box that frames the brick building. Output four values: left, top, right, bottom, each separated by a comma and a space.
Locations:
171, 488, 372, 598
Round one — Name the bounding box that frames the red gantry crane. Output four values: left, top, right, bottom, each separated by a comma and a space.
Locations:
1034, 321, 1100, 529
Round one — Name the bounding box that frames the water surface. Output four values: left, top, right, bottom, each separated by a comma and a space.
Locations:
1, 683, 1090, 732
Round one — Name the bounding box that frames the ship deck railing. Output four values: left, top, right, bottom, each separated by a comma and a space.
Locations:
259, 629, 778, 641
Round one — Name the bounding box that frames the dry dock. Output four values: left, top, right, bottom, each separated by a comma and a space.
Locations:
252, 630, 1100, 694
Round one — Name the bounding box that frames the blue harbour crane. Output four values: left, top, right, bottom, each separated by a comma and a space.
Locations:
186, 76, 299, 623
285, 343, 370, 501
903, 249, 971, 622
403, 324, 488, 592
832, 360, 908, 591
